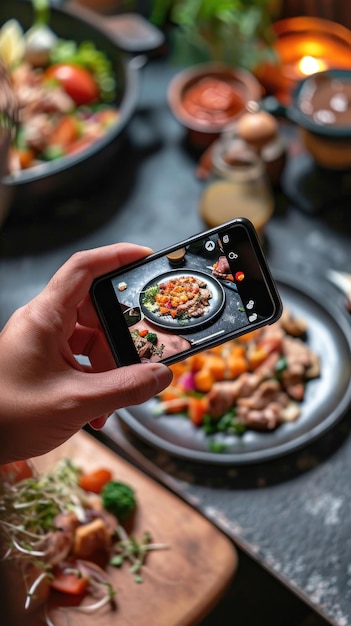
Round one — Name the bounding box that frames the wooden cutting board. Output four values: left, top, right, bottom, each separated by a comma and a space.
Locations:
8, 431, 238, 626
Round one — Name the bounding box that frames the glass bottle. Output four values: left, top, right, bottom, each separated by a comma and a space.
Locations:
198, 138, 274, 239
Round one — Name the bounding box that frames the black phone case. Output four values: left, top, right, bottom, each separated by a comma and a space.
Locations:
90, 218, 283, 367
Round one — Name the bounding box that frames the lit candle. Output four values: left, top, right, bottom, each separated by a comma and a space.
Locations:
282, 55, 329, 80
256, 17, 351, 102
298, 55, 328, 76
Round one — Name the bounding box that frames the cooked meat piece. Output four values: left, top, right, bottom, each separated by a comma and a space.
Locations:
258, 322, 285, 345
199, 288, 212, 304
73, 518, 111, 561
40, 530, 73, 565
11, 63, 40, 89
285, 382, 305, 401
283, 335, 314, 368
19, 86, 73, 118
305, 353, 321, 379
22, 113, 55, 152
206, 372, 262, 418
54, 511, 81, 533
280, 401, 301, 422
197, 278, 207, 288
138, 341, 154, 359
237, 379, 286, 411
38, 511, 82, 565
280, 309, 308, 337
237, 403, 282, 430
255, 352, 280, 377
84, 508, 118, 537
176, 298, 199, 314
187, 305, 205, 317
213, 256, 231, 277
206, 384, 236, 417
236, 380, 293, 430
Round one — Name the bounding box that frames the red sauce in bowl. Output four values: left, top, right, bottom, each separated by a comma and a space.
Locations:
181, 77, 245, 127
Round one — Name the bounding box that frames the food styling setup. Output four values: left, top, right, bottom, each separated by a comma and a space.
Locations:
1, 0, 351, 625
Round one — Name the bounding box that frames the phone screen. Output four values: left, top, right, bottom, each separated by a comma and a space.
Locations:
91, 220, 282, 366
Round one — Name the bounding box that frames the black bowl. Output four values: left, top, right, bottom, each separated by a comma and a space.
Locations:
0, 0, 141, 216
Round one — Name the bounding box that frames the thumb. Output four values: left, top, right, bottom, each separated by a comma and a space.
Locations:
70, 362, 173, 422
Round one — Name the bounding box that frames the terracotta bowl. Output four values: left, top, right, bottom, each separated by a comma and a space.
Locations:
167, 62, 263, 148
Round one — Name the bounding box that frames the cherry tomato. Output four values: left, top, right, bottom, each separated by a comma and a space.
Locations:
78, 468, 112, 494
0, 460, 33, 483
51, 565, 89, 595
45, 63, 99, 106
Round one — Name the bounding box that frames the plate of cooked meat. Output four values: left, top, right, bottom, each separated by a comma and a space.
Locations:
139, 269, 225, 331
116, 273, 351, 464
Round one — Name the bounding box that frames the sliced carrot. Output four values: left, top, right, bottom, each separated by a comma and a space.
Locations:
229, 343, 246, 357
227, 355, 248, 379
50, 115, 79, 148
159, 397, 189, 414
78, 468, 112, 494
51, 568, 89, 595
247, 347, 269, 370
169, 361, 189, 381
208, 344, 224, 355
206, 354, 226, 381
238, 329, 262, 343
188, 396, 207, 426
138, 328, 149, 337
188, 353, 206, 372
17, 148, 36, 169
194, 368, 215, 393
158, 385, 185, 402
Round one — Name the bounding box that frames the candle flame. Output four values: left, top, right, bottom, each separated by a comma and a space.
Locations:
298, 55, 328, 76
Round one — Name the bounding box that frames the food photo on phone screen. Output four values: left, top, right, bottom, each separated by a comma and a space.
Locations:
92, 220, 282, 366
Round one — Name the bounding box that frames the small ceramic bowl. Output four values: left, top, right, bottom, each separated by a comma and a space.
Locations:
264, 69, 351, 169
294, 69, 351, 169
167, 62, 263, 148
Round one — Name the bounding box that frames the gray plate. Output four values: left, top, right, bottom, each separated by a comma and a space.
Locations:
117, 273, 351, 464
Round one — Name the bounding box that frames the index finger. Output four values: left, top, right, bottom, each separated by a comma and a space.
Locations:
40, 243, 153, 312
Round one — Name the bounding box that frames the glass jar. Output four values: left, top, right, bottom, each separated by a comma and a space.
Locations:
198, 139, 274, 239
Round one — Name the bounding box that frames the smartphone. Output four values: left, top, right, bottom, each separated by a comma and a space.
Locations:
90, 218, 282, 367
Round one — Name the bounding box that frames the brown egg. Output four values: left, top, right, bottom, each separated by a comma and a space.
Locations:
237, 110, 278, 152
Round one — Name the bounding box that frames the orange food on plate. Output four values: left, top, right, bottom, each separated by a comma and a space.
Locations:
157, 309, 320, 434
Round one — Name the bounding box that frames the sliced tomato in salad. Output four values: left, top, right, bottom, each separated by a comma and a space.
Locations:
45, 63, 99, 105
51, 565, 89, 595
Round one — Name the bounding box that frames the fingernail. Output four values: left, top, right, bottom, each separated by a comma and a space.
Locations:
150, 363, 173, 389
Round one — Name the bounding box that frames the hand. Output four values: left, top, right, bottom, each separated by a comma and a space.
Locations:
0, 244, 173, 463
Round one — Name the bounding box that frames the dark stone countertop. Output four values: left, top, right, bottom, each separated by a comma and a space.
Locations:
1, 57, 351, 626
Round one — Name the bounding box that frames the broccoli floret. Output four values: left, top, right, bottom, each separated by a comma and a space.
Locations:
146, 332, 158, 345
101, 480, 137, 521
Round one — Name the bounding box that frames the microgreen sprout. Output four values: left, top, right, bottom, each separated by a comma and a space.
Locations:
110, 525, 169, 583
